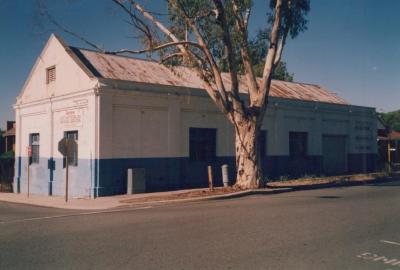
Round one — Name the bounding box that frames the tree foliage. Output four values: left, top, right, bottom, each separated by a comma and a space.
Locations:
381, 110, 400, 131
165, 1, 298, 81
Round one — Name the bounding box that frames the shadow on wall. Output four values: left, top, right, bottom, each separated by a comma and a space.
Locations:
97, 153, 377, 196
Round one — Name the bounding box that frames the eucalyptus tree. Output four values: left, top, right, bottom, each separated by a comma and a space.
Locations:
47, 0, 310, 189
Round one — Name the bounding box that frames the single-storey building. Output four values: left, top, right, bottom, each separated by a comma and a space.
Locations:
13, 34, 378, 198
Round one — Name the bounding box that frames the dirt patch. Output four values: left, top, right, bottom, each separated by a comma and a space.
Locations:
119, 173, 390, 204
120, 187, 243, 203
267, 172, 387, 188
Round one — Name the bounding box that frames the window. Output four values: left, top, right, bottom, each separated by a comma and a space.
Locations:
46, 66, 56, 84
63, 131, 78, 167
189, 128, 216, 161
289, 132, 308, 157
29, 133, 40, 164
258, 130, 267, 157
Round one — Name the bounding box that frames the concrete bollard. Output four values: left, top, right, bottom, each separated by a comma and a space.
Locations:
222, 164, 229, 187
127, 168, 133, 195
208, 165, 214, 191
127, 168, 146, 194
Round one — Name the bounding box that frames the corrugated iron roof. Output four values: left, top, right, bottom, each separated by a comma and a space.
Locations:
72, 47, 348, 105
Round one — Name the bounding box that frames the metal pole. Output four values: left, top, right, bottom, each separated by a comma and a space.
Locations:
388, 141, 392, 175
27, 157, 30, 198
208, 165, 213, 191
65, 155, 69, 203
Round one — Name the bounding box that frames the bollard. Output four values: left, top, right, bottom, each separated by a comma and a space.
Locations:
222, 164, 229, 187
207, 165, 214, 191
127, 168, 133, 195
127, 168, 146, 194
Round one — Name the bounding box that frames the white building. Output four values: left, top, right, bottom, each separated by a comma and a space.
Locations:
14, 34, 378, 198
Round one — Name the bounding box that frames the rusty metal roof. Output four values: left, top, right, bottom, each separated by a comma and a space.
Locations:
73, 47, 348, 105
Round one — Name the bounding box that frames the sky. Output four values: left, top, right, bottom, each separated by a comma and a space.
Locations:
0, 0, 399, 129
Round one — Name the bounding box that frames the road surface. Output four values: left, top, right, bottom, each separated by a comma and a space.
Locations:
1, 181, 400, 270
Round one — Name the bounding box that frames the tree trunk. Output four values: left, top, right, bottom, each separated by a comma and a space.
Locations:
234, 118, 263, 189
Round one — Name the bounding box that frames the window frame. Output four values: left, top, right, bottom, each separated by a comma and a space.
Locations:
29, 133, 40, 164
63, 130, 78, 167
189, 128, 217, 162
289, 132, 308, 158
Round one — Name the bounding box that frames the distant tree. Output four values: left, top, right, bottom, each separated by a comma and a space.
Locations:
44, 0, 309, 189
0, 129, 4, 154
381, 110, 400, 131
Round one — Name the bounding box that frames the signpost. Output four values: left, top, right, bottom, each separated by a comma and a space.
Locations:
27, 146, 32, 198
58, 138, 77, 203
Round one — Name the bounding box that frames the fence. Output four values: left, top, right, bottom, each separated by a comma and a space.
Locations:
0, 158, 14, 192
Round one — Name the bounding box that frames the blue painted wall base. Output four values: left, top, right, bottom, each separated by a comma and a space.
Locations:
14, 153, 377, 197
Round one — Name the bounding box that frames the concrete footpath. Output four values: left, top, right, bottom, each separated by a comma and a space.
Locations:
0, 188, 291, 210
0, 174, 397, 210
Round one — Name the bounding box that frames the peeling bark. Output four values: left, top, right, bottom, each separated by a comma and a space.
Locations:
234, 117, 264, 189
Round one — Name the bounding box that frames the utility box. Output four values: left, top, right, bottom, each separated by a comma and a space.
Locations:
127, 168, 146, 194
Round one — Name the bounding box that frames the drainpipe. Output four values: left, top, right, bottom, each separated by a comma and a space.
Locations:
94, 85, 100, 198
49, 97, 54, 196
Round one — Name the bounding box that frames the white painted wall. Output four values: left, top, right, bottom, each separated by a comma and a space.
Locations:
14, 34, 99, 197
100, 86, 377, 159
17, 34, 97, 104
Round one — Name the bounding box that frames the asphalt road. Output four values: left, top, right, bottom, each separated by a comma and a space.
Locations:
1, 181, 400, 270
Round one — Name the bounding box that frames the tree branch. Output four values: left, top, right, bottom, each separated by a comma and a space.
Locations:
170, 0, 231, 112
127, 0, 231, 114
212, 0, 239, 99
258, 0, 284, 107
104, 40, 204, 55
274, 0, 292, 65
232, 0, 259, 102
159, 52, 184, 63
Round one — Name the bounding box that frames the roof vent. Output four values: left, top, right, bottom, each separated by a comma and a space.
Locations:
46, 66, 56, 84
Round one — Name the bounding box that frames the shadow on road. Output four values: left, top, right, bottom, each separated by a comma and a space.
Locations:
366, 179, 400, 187
267, 177, 400, 194
317, 196, 341, 199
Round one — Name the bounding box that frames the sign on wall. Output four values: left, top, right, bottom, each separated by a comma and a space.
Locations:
60, 110, 83, 128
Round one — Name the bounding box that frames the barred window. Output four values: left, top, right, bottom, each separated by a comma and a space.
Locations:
29, 133, 40, 164
46, 66, 56, 84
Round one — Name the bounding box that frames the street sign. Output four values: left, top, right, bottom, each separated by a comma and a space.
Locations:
58, 137, 77, 157
58, 137, 78, 203
27, 146, 32, 157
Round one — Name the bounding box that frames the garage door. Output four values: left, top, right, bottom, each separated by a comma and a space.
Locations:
322, 135, 347, 175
